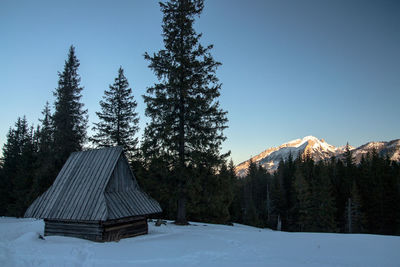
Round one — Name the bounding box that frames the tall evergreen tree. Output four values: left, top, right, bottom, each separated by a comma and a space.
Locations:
310, 164, 337, 232
91, 66, 139, 160
345, 181, 365, 233
0, 117, 38, 216
0, 160, 5, 215
38, 102, 53, 154
344, 142, 354, 168
143, 0, 228, 224
293, 167, 311, 231
32, 102, 57, 197
52, 45, 88, 168
12, 124, 38, 216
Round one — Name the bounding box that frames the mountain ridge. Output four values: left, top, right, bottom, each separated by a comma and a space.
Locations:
235, 136, 400, 177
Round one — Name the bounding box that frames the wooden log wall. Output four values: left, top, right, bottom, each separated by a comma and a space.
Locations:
45, 216, 148, 242
102, 216, 148, 242
44, 219, 103, 241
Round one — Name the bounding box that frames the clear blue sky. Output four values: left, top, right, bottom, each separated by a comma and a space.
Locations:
1, 0, 399, 164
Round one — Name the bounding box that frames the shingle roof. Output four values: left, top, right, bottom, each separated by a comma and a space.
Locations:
24, 147, 162, 221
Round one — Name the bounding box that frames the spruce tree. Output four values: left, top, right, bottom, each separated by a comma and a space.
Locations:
38, 102, 53, 154
0, 162, 5, 215
345, 181, 365, 233
1, 117, 37, 216
294, 167, 311, 231
12, 123, 38, 216
344, 142, 354, 168
310, 166, 337, 232
143, 0, 228, 224
91, 66, 139, 160
52, 45, 88, 168
32, 102, 57, 197
1, 118, 26, 215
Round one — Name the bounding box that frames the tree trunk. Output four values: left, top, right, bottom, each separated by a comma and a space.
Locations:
277, 215, 282, 231
347, 197, 352, 233
175, 83, 187, 225
176, 195, 188, 225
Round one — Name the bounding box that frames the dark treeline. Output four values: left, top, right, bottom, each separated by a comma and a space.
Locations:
1, 0, 399, 236
231, 149, 400, 235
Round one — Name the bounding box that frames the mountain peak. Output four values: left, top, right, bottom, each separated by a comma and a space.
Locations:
235, 137, 400, 177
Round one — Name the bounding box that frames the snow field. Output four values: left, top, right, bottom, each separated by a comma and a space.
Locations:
1, 217, 399, 267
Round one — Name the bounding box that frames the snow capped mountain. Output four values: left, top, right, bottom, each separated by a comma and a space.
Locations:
350, 139, 400, 163
235, 136, 399, 177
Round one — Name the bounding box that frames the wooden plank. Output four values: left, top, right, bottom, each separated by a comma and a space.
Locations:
118, 156, 134, 190
45, 222, 101, 229
64, 149, 101, 220
44, 218, 100, 224
45, 228, 103, 235
49, 151, 87, 218
103, 224, 148, 241
44, 221, 103, 239
45, 229, 102, 235
45, 223, 101, 230
118, 191, 137, 215
104, 221, 146, 232
86, 148, 121, 220
51, 151, 88, 219
109, 192, 126, 218
60, 149, 96, 220
105, 194, 123, 219
90, 149, 123, 220
123, 153, 139, 189
70, 148, 109, 220
45, 222, 100, 228
36, 152, 82, 218
130, 189, 147, 214
96, 198, 108, 223
102, 216, 146, 226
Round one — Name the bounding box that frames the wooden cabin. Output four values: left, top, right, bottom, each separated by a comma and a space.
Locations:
24, 147, 162, 242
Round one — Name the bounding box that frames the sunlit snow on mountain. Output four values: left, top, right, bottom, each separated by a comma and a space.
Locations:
235, 136, 400, 177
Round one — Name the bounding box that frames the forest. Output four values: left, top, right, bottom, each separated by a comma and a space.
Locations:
230, 150, 400, 235
0, 0, 399, 236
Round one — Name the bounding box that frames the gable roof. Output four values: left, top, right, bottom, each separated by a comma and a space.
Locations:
24, 147, 161, 221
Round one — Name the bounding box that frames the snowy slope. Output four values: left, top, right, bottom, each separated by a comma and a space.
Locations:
235, 136, 342, 176
1, 217, 400, 267
235, 136, 400, 176
350, 139, 400, 163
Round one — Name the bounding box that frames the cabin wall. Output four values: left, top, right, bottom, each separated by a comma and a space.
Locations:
44, 216, 148, 242
106, 155, 137, 192
102, 216, 148, 242
44, 219, 103, 241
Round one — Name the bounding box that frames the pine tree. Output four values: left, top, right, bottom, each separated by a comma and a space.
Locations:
1, 118, 26, 215
293, 167, 311, 231
344, 142, 354, 168
345, 181, 365, 233
52, 45, 88, 168
32, 102, 57, 197
12, 124, 38, 216
91, 67, 139, 160
0, 161, 5, 215
230, 167, 245, 224
143, 0, 228, 224
210, 162, 235, 223
38, 102, 53, 154
310, 165, 337, 232
1, 117, 38, 216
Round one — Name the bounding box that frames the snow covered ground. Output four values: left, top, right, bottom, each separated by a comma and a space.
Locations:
1, 217, 399, 267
